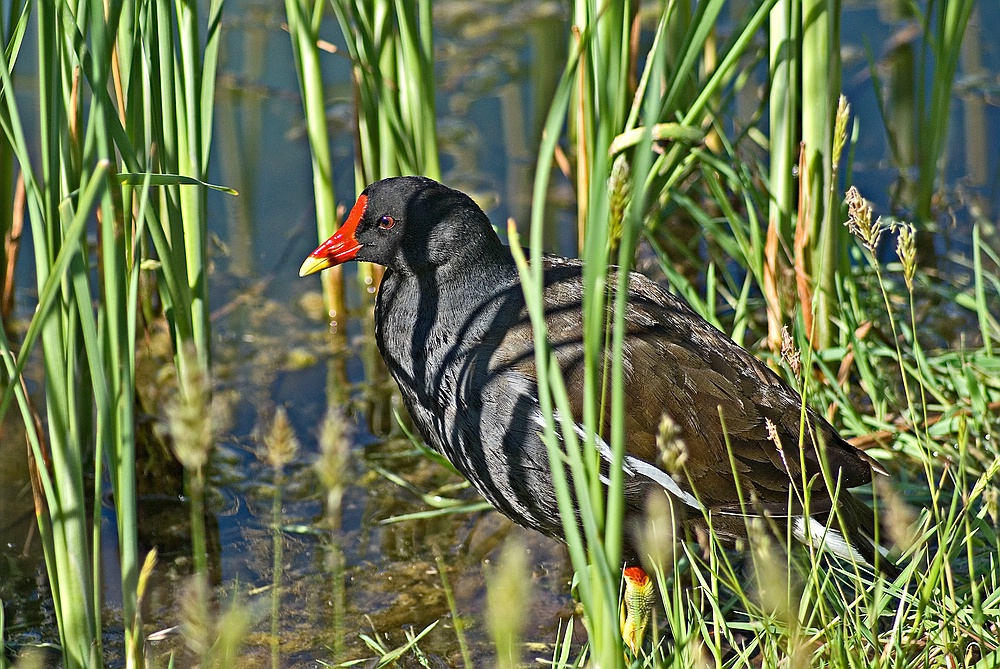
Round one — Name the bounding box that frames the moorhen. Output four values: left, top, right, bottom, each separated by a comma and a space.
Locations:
299, 176, 897, 652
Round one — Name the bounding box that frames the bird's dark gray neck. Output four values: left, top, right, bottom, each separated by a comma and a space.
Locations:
373, 253, 523, 458
375, 252, 519, 378
376, 252, 519, 342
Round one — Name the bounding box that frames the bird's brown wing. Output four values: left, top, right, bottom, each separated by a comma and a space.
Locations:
620, 271, 879, 513
487, 264, 878, 518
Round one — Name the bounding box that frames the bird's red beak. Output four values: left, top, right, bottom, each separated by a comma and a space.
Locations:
298, 194, 368, 276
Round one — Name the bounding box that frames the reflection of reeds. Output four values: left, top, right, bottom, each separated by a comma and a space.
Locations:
315, 404, 351, 658
914, 0, 975, 221
264, 407, 300, 669
215, 6, 268, 282
871, 0, 976, 221
961, 8, 987, 189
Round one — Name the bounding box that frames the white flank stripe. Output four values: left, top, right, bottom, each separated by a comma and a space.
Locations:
622, 455, 704, 511
532, 410, 703, 511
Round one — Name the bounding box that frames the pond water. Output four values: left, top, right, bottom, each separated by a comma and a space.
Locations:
1, 0, 999, 667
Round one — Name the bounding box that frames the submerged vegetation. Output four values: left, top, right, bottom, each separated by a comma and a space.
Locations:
0, 0, 996, 668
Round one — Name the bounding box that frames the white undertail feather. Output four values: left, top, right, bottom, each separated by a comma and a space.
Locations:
793, 516, 871, 567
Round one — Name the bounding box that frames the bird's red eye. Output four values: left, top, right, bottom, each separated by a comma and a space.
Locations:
378, 215, 395, 230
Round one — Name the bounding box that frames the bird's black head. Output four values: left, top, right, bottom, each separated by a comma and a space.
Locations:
299, 176, 502, 278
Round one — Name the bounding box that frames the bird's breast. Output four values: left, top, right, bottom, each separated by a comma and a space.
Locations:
374, 273, 511, 448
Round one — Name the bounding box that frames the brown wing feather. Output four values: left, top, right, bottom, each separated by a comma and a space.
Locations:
528, 264, 873, 508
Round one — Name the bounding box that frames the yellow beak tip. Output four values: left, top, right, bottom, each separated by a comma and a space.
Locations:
298, 256, 329, 277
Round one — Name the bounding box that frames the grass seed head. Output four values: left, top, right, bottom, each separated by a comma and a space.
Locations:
747, 518, 795, 623
877, 478, 918, 553
180, 575, 212, 657
657, 413, 688, 475
316, 405, 351, 524
984, 486, 999, 525
895, 222, 917, 291
844, 186, 883, 253
639, 490, 678, 575
832, 95, 850, 169
780, 326, 801, 378
764, 418, 781, 451
607, 154, 631, 256
163, 346, 228, 472
264, 406, 300, 471
486, 538, 530, 669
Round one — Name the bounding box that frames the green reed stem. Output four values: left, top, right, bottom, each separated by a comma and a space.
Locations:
331, 0, 440, 186
521, 0, 778, 662
285, 0, 342, 316
800, 0, 843, 349
0, 0, 232, 664
519, 12, 622, 662
768, 0, 798, 335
